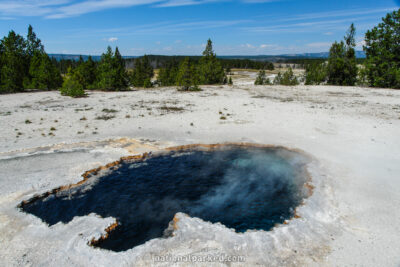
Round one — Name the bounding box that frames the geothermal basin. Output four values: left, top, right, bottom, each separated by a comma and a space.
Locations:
2, 84, 400, 266
20, 144, 311, 252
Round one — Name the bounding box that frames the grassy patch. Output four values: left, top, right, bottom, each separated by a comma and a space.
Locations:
102, 108, 118, 113
159, 106, 184, 112
95, 115, 115, 120
75, 107, 93, 112
0, 111, 12, 116
25, 119, 32, 124
19, 105, 32, 108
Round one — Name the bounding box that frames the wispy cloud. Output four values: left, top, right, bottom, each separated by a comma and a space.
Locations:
155, 0, 217, 8
241, 0, 279, 3
66, 19, 250, 38
277, 7, 397, 22
242, 15, 382, 33
0, 0, 278, 19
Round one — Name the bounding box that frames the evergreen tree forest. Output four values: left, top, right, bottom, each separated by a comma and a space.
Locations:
0, 25, 62, 93
2, 9, 399, 96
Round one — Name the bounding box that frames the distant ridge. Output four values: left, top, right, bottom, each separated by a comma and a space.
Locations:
49, 54, 137, 61
49, 51, 366, 62
218, 51, 366, 62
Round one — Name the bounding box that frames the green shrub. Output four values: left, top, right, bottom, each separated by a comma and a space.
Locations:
143, 78, 152, 88
305, 63, 327, 85
254, 70, 272, 85
60, 76, 85, 98
274, 68, 299, 86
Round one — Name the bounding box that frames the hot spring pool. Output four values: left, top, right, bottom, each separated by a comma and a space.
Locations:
20, 144, 311, 252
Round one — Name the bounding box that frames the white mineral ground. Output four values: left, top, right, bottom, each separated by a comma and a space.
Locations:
0, 71, 399, 266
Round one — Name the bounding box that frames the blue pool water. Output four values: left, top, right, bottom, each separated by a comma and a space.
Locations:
20, 146, 309, 252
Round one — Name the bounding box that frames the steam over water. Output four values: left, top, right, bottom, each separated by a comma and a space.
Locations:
21, 146, 309, 252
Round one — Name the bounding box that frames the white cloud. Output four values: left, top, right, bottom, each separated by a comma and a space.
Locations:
259, 44, 277, 49
241, 43, 255, 49
356, 39, 366, 49
108, 37, 118, 42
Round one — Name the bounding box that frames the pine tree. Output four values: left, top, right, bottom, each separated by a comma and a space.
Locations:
72, 56, 97, 89
255, 70, 272, 85
96, 46, 115, 90
82, 56, 97, 88
157, 60, 178, 86
228, 76, 233, 85
26, 25, 44, 58
0, 31, 27, 93
198, 39, 225, 85
96, 46, 128, 90
255, 70, 267, 85
130, 55, 154, 87
364, 9, 400, 89
96, 46, 113, 90
327, 24, 358, 86
176, 57, 200, 91
25, 25, 45, 88
327, 41, 346, 85
113, 47, 128, 89
28, 52, 62, 90
78, 55, 84, 65
344, 23, 357, 86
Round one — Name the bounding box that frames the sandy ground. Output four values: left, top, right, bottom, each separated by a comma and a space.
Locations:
0, 73, 400, 266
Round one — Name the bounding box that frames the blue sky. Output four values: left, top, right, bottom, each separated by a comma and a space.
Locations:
0, 0, 398, 55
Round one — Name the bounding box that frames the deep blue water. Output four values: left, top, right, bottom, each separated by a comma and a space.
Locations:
20, 146, 308, 252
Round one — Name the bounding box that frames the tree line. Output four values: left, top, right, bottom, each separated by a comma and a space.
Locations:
303, 9, 400, 88
0, 27, 233, 96
124, 55, 274, 71
63, 39, 231, 95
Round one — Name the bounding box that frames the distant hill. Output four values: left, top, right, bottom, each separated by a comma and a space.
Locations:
49, 54, 137, 61
219, 51, 366, 62
49, 51, 366, 62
